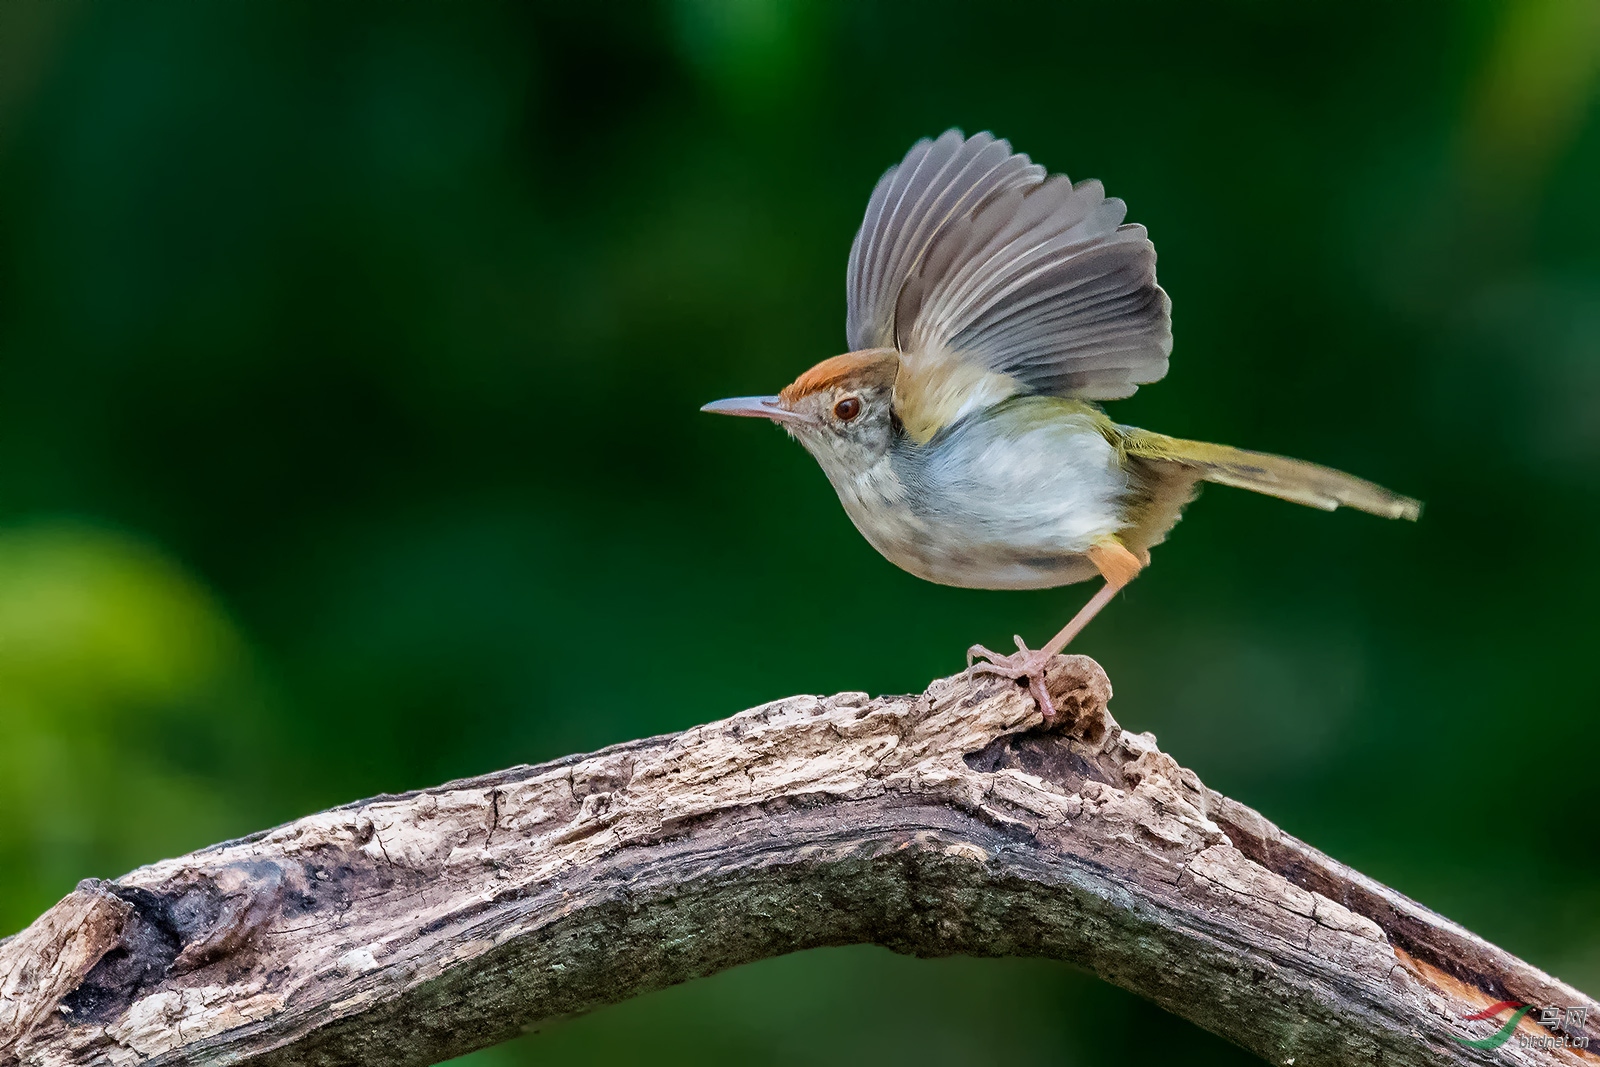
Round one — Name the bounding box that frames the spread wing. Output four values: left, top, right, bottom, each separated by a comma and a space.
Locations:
845, 130, 1171, 442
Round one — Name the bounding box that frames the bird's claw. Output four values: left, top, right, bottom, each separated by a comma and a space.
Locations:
966, 639, 1058, 722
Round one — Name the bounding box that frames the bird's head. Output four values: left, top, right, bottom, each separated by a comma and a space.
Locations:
702, 349, 902, 478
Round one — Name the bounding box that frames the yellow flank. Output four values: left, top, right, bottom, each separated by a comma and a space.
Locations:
1114, 426, 1423, 521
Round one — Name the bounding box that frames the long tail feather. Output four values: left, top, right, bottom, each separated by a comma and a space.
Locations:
1118, 428, 1421, 521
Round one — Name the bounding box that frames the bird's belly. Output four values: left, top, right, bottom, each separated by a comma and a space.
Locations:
843, 493, 1119, 590
866, 522, 1106, 590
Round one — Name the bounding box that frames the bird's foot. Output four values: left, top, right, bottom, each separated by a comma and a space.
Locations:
967, 636, 1059, 722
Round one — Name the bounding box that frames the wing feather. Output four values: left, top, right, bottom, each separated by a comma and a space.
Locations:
844, 131, 1172, 438
846, 131, 1042, 351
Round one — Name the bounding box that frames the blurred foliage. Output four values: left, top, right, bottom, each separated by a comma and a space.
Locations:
0, 523, 263, 935
0, 1, 1596, 1064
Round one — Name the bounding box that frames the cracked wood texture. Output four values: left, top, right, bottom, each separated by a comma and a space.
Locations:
1, 657, 1594, 1067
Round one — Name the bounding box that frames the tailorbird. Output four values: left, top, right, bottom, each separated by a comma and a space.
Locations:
703, 130, 1420, 720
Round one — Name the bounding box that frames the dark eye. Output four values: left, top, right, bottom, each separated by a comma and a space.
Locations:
833, 397, 861, 421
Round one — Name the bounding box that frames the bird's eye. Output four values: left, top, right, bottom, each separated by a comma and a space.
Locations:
834, 397, 861, 421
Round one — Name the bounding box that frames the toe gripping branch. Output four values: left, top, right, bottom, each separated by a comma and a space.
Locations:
966, 646, 1112, 732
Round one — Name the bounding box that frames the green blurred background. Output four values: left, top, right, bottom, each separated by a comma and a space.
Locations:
2, 1, 1596, 1063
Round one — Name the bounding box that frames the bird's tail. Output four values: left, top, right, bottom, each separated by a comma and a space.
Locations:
1117, 427, 1422, 521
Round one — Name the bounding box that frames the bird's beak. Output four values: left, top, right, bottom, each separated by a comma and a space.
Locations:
700, 395, 815, 425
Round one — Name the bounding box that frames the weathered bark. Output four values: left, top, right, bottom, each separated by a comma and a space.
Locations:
0, 657, 1593, 1066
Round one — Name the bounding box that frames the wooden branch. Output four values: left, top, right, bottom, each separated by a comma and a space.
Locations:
1, 657, 1593, 1066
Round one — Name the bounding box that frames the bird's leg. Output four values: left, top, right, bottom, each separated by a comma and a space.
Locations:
967, 540, 1145, 721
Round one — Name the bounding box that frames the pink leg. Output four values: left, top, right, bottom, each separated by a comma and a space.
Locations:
968, 540, 1144, 721
1037, 580, 1120, 658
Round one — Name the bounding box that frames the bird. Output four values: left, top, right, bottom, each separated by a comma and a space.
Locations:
702, 130, 1420, 721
